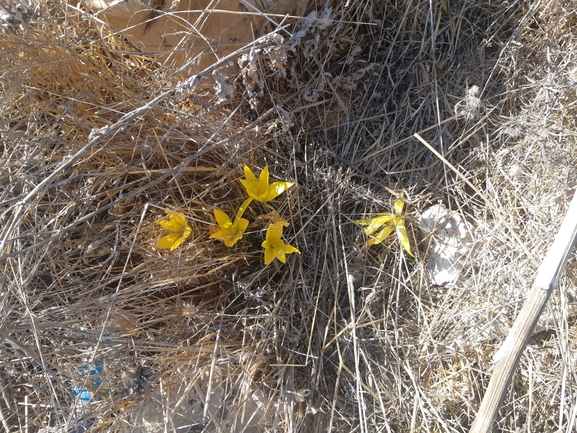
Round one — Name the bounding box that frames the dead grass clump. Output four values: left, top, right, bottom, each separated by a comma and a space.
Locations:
2, 0, 577, 432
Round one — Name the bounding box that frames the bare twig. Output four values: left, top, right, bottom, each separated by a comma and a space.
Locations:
470, 188, 577, 433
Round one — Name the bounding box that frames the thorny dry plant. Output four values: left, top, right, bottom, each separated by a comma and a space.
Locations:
1, 0, 577, 432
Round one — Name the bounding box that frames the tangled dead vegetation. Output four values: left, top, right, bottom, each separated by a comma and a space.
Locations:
1, 0, 576, 432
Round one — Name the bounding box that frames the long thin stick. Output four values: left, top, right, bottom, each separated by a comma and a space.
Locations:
469, 188, 577, 433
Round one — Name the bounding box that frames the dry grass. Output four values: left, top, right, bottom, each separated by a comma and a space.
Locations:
1, 0, 576, 432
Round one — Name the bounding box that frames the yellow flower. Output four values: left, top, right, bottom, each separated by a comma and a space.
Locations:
262, 220, 300, 265
240, 165, 294, 203
355, 193, 414, 256
210, 198, 252, 247
156, 210, 192, 251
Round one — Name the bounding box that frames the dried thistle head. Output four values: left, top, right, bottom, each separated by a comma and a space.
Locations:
455, 85, 483, 120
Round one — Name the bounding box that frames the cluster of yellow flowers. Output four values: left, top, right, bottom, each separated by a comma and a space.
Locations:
156, 165, 413, 264
156, 165, 300, 265
355, 192, 414, 256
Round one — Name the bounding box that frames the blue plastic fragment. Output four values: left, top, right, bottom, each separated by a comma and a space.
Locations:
72, 358, 106, 402
72, 385, 92, 403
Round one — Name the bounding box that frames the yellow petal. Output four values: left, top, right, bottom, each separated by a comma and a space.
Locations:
222, 232, 242, 247
157, 211, 187, 230
263, 224, 282, 264
283, 244, 300, 256
240, 178, 260, 201
158, 218, 184, 232
183, 224, 192, 238
169, 236, 185, 251
236, 217, 249, 234
259, 165, 270, 184
276, 218, 290, 227
275, 243, 300, 263
363, 214, 395, 235
264, 244, 278, 265
368, 224, 395, 246
167, 210, 186, 222
157, 233, 181, 250
266, 181, 294, 201
394, 218, 414, 257
209, 226, 232, 239
265, 221, 284, 241
243, 165, 257, 182
223, 218, 250, 247
394, 197, 405, 216
213, 209, 232, 228
276, 250, 287, 263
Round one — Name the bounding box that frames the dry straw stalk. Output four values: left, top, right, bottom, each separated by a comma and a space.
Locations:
471, 189, 577, 433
